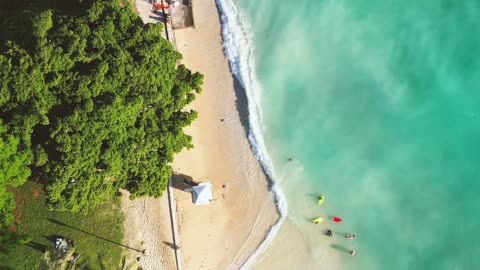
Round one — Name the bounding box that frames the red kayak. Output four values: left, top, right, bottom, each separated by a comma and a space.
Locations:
332, 217, 342, 222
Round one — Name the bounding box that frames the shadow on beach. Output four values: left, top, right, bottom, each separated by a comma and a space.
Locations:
330, 243, 351, 254
163, 241, 180, 250
231, 75, 276, 192
231, 76, 250, 141
308, 193, 321, 202
148, 10, 167, 23
215, 3, 282, 220
171, 172, 195, 191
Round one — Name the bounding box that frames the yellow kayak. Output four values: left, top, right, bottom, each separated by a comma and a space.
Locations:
313, 217, 323, 224
318, 195, 326, 205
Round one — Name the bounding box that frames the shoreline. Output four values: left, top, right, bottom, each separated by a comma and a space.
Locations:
214, 0, 290, 267
122, 0, 281, 269
171, 0, 280, 268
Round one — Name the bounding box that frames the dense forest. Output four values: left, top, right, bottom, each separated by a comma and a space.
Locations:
0, 0, 202, 247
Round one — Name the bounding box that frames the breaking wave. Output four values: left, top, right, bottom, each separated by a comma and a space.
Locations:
216, 0, 288, 268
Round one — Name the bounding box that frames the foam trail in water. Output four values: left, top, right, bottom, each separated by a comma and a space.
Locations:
215, 0, 288, 268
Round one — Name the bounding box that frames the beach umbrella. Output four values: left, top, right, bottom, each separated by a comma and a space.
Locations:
186, 182, 212, 205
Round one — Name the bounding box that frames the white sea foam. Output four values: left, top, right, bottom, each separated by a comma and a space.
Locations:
215, 0, 288, 268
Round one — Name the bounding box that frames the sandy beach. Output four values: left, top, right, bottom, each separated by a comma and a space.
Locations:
121, 0, 280, 269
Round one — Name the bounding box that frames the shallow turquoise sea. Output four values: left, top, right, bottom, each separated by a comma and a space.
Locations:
222, 0, 480, 269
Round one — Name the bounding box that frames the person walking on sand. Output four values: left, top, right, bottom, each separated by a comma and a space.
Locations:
325, 229, 333, 237
350, 249, 356, 256
346, 234, 356, 239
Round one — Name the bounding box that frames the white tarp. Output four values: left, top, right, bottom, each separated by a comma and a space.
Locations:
186, 182, 212, 205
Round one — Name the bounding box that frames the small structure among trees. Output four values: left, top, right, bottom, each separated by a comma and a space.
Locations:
42, 238, 79, 270
166, 0, 195, 29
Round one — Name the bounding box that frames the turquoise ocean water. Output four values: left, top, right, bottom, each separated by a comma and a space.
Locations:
218, 0, 480, 269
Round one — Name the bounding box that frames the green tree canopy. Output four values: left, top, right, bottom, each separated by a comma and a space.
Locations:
0, 121, 31, 253
0, 0, 203, 212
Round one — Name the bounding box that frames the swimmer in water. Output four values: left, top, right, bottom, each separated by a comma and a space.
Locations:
346, 234, 356, 239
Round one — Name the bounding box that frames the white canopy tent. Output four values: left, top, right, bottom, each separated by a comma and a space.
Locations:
185, 182, 212, 205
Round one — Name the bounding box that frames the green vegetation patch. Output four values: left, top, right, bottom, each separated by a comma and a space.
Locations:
0, 181, 125, 269
0, 0, 202, 213
0, 0, 201, 265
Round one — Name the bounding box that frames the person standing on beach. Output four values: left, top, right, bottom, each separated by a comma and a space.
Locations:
350, 249, 356, 256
